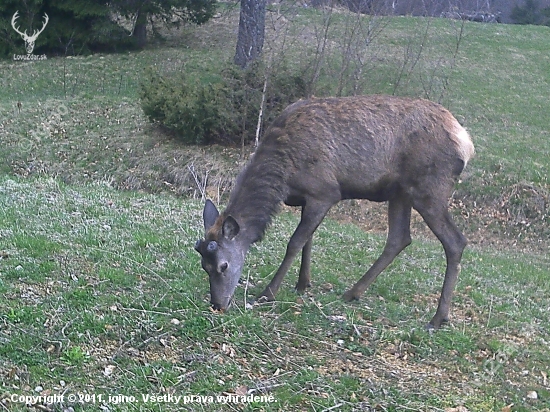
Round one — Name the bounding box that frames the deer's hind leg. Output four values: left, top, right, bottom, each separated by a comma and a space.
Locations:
343, 197, 412, 302
295, 236, 313, 293
413, 198, 467, 330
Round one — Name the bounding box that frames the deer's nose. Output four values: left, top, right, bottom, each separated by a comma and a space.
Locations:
210, 302, 226, 313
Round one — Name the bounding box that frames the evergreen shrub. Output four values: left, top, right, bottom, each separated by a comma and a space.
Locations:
139, 61, 307, 145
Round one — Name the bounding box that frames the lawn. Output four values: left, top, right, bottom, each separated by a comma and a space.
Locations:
0, 177, 548, 411
0, 5, 549, 411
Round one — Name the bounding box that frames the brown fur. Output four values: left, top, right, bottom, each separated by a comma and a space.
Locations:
199, 95, 474, 329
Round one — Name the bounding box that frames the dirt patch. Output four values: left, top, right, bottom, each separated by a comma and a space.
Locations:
327, 195, 549, 255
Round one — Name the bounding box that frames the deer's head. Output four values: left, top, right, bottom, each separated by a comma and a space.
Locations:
194, 200, 247, 312
11, 11, 49, 54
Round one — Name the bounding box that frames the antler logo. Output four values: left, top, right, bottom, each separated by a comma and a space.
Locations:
11, 11, 49, 55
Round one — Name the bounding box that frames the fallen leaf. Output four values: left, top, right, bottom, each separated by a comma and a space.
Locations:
321, 283, 333, 291
235, 385, 248, 396
445, 407, 469, 412
8, 367, 17, 379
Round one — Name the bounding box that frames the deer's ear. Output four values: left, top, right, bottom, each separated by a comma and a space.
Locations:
203, 199, 219, 231
222, 216, 240, 240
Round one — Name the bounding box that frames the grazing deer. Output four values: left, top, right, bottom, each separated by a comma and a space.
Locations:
11, 11, 49, 55
195, 95, 474, 330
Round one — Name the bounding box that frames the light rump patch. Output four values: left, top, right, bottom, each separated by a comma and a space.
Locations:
452, 122, 475, 167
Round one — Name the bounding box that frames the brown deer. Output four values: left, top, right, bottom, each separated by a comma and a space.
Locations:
194, 95, 474, 330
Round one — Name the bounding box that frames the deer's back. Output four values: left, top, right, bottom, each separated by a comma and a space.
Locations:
257, 95, 474, 203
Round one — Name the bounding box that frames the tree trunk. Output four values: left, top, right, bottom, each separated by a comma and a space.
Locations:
133, 12, 147, 49
234, 0, 266, 69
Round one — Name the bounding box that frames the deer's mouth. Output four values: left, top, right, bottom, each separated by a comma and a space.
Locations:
209, 296, 232, 313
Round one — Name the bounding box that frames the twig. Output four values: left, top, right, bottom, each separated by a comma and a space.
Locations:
247, 382, 286, 394
437, 18, 466, 103
313, 299, 329, 319
61, 320, 74, 337
187, 163, 207, 200
486, 295, 494, 328
63, 57, 67, 99
322, 404, 344, 412
392, 19, 430, 96
255, 75, 268, 147
154, 292, 168, 309
244, 269, 251, 310
309, 6, 333, 95
140, 331, 171, 347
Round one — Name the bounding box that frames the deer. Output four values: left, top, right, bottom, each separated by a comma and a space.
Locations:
194, 95, 474, 330
11, 11, 49, 55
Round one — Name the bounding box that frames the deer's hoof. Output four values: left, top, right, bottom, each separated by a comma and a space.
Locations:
256, 290, 275, 303
425, 317, 449, 332
294, 281, 311, 294
342, 290, 360, 302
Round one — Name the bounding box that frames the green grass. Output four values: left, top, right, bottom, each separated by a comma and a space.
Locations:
0, 177, 548, 411
0, 11, 548, 240
0, 6, 549, 411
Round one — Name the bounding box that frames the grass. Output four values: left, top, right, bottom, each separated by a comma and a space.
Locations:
0, 11, 548, 241
0, 176, 548, 411
0, 5, 549, 411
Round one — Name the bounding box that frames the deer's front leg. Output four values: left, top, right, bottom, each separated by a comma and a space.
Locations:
258, 200, 332, 302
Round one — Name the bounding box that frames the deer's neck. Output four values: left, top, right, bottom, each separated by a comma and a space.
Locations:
224, 153, 289, 244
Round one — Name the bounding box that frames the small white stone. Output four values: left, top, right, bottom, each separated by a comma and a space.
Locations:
103, 364, 116, 376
